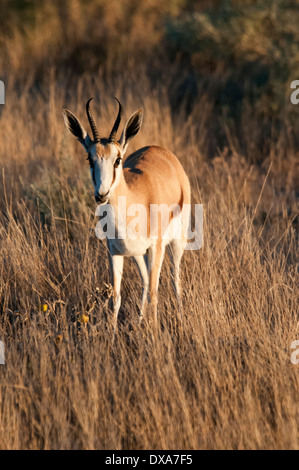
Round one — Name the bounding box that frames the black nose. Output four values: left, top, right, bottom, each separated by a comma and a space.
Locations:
95, 191, 109, 202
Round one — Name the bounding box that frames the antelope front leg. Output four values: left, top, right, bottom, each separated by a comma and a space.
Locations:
147, 242, 165, 326
108, 253, 124, 332
134, 255, 149, 322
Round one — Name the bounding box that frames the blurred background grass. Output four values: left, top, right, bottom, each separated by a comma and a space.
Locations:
1, 0, 299, 162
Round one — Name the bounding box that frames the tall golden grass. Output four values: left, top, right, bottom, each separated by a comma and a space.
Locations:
0, 0, 298, 450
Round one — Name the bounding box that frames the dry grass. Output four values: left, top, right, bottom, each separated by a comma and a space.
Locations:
0, 74, 298, 450
0, 0, 298, 450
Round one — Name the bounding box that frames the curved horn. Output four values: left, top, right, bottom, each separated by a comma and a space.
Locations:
109, 97, 122, 141
86, 98, 100, 142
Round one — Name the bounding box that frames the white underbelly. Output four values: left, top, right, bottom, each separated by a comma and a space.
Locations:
107, 237, 153, 256
95, 207, 188, 256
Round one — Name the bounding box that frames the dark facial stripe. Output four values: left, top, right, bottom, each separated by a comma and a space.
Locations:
92, 168, 96, 186
110, 150, 121, 187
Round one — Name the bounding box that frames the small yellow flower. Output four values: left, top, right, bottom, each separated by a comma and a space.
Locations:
79, 313, 89, 324
39, 304, 48, 312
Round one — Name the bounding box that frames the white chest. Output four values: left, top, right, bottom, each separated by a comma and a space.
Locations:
95, 203, 153, 256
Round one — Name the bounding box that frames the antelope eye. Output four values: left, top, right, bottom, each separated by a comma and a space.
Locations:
114, 157, 122, 167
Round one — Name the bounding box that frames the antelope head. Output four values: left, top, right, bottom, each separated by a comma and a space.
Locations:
63, 98, 143, 204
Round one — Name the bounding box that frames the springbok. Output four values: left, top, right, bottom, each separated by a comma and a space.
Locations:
63, 98, 191, 328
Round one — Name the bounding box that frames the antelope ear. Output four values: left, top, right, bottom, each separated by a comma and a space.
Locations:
63, 109, 91, 152
119, 109, 143, 151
